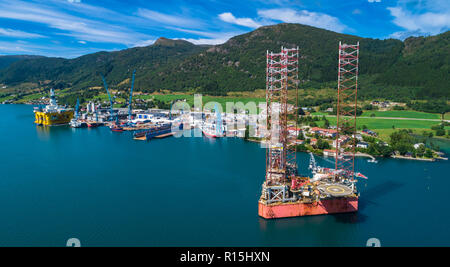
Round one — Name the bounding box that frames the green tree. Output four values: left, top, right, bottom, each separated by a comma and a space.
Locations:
317, 139, 331, 150
416, 144, 426, 157
296, 144, 308, 152
390, 130, 414, 155
244, 125, 250, 140
436, 128, 445, 136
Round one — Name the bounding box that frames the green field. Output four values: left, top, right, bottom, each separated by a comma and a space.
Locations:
318, 117, 447, 130
0, 95, 14, 102
15, 93, 46, 103
314, 116, 450, 142
361, 110, 440, 120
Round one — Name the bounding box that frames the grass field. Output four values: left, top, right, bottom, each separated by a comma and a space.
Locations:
15, 93, 46, 103
0, 95, 15, 102
314, 116, 450, 142
361, 110, 440, 120
321, 117, 443, 129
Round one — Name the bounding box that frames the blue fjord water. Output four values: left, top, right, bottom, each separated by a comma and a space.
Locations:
0, 104, 449, 246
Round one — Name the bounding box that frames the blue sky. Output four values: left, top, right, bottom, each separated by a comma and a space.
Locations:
0, 0, 448, 58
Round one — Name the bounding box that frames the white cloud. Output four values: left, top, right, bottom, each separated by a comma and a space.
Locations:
368, 0, 381, 3
0, 28, 45, 38
0, 0, 153, 46
178, 37, 230, 45
257, 8, 347, 32
78, 40, 86, 44
218, 12, 261, 28
67, 0, 81, 3
388, 29, 425, 40
0, 40, 104, 58
387, 6, 450, 38
137, 9, 202, 28
133, 39, 156, 47
168, 27, 240, 45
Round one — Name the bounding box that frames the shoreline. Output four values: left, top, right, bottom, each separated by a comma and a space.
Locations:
391, 155, 435, 161
242, 137, 442, 162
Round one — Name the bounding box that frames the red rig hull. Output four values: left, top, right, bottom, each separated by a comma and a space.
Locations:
258, 197, 358, 219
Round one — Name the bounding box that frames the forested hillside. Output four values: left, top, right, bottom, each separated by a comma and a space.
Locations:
0, 23, 448, 100
0, 55, 44, 70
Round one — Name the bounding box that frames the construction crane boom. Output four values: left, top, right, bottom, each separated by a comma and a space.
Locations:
75, 97, 80, 120
100, 74, 115, 121
128, 70, 136, 121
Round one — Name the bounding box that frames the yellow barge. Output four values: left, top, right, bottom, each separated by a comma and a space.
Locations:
34, 89, 73, 126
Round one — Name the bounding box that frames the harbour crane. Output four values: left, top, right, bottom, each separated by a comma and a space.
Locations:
215, 103, 223, 136
74, 97, 80, 120
100, 74, 117, 123
128, 70, 136, 122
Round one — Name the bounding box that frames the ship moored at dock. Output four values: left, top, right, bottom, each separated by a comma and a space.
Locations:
34, 89, 73, 126
133, 123, 172, 140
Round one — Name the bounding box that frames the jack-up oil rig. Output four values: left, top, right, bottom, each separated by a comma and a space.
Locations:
258, 43, 362, 219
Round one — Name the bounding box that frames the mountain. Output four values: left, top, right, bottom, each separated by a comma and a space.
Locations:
0, 23, 448, 100
0, 37, 206, 90
375, 31, 449, 99
0, 55, 45, 70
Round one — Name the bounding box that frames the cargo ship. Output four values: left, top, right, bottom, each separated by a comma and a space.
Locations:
34, 89, 73, 126
201, 122, 224, 138
87, 122, 102, 128
133, 123, 172, 141
258, 153, 361, 219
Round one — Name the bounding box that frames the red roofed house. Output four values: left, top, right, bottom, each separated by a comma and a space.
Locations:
287, 127, 301, 137
309, 127, 338, 138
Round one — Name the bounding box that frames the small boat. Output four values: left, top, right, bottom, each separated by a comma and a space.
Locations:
70, 119, 87, 128
110, 125, 124, 132
133, 131, 147, 140
368, 158, 378, 163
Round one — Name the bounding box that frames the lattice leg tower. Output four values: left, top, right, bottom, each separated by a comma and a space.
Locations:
335, 42, 360, 181
283, 47, 299, 178
266, 49, 285, 186
264, 47, 299, 202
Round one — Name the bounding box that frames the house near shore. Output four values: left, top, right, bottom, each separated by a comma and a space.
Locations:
362, 129, 377, 136
294, 139, 305, 145
357, 142, 369, 149
287, 127, 301, 137
414, 143, 425, 149
332, 136, 350, 148
309, 127, 338, 138
353, 133, 363, 141
323, 149, 336, 157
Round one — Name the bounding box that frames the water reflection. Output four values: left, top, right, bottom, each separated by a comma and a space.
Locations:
36, 125, 50, 141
